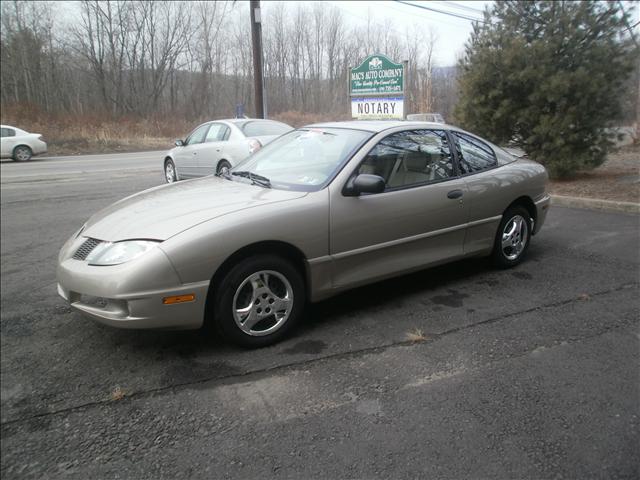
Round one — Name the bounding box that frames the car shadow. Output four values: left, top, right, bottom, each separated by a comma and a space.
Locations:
304, 256, 492, 330
98, 244, 548, 369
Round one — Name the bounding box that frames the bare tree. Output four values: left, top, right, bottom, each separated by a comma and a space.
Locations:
1, 0, 466, 125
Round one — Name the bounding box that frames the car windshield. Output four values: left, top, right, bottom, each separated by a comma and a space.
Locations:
229, 128, 372, 191
241, 121, 292, 137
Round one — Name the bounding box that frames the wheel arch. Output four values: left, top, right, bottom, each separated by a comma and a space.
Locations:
216, 158, 232, 172
12, 144, 32, 156
504, 196, 537, 233
204, 240, 309, 323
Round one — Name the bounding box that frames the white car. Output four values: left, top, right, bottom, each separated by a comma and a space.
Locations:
0, 125, 47, 161
163, 119, 293, 182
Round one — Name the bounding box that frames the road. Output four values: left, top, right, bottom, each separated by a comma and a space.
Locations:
1, 152, 639, 479
0, 151, 164, 184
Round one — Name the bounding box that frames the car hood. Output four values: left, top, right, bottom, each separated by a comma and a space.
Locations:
83, 176, 307, 241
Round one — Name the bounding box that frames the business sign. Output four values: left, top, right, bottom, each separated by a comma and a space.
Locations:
350, 54, 404, 96
351, 97, 404, 120
350, 54, 405, 120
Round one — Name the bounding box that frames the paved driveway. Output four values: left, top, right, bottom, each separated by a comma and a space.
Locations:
1, 153, 638, 478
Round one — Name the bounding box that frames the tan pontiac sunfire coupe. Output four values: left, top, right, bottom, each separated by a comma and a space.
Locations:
57, 121, 550, 347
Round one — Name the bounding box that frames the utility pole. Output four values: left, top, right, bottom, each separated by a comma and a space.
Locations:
402, 59, 409, 118
250, 0, 265, 119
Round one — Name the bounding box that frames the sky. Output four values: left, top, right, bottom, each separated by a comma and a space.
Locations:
327, 1, 639, 67
53, 0, 639, 69
326, 1, 493, 66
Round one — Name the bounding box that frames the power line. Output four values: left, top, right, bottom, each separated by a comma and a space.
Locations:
433, 1, 486, 16
393, 0, 489, 24
379, 1, 473, 30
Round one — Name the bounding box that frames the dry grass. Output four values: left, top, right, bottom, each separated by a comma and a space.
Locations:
0, 104, 352, 155
110, 386, 126, 401
1, 105, 189, 155
405, 328, 429, 343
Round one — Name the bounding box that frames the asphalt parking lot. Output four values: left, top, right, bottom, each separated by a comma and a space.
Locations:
1, 153, 639, 479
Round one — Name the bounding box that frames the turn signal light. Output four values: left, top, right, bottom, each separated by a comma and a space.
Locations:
162, 294, 195, 305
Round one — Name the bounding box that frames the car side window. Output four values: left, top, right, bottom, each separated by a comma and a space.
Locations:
356, 129, 455, 190
186, 125, 209, 145
452, 132, 497, 174
205, 124, 229, 143
1, 128, 15, 138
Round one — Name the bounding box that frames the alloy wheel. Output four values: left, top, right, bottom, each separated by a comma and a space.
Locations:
501, 215, 528, 261
232, 270, 293, 336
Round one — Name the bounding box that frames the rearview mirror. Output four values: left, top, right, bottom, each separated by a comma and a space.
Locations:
344, 174, 386, 196
175, 139, 184, 147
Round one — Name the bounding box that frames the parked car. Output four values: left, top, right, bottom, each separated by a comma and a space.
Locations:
163, 118, 293, 183
0, 124, 47, 161
58, 121, 550, 347
406, 113, 445, 123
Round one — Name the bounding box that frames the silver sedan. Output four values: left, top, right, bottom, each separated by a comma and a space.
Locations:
57, 121, 550, 347
163, 118, 292, 182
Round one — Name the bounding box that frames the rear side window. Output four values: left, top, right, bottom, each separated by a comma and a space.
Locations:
205, 124, 229, 142
357, 129, 455, 190
1, 128, 15, 138
452, 132, 497, 174
242, 121, 292, 137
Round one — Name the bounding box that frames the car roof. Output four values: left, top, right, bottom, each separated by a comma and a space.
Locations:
212, 118, 289, 126
306, 120, 454, 133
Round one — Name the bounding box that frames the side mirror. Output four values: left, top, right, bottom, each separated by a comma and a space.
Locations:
175, 139, 184, 147
344, 174, 386, 196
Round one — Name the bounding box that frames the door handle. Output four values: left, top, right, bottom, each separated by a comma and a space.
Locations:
447, 189, 464, 199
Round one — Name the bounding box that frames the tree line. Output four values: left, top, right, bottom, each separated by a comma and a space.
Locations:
0, 0, 458, 122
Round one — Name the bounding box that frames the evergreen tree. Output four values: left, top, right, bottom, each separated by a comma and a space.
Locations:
455, 1, 637, 178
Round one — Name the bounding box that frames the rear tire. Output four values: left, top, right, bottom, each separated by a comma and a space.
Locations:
491, 205, 532, 268
216, 160, 231, 175
211, 254, 305, 348
13, 145, 32, 162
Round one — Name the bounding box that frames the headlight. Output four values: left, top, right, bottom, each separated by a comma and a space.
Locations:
86, 240, 160, 266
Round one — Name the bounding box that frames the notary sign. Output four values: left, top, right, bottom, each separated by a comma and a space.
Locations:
351, 97, 404, 120
350, 54, 404, 119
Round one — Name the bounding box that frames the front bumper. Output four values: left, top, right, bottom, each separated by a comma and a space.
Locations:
57, 238, 209, 330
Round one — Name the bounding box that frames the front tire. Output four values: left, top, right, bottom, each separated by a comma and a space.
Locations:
13, 145, 32, 162
491, 205, 532, 268
212, 255, 305, 348
164, 159, 177, 183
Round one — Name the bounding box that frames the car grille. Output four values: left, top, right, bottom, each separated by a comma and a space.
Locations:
72, 238, 103, 260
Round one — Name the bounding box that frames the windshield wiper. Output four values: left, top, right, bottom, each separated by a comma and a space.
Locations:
231, 171, 271, 188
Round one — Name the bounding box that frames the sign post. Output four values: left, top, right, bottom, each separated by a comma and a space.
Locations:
350, 54, 405, 120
